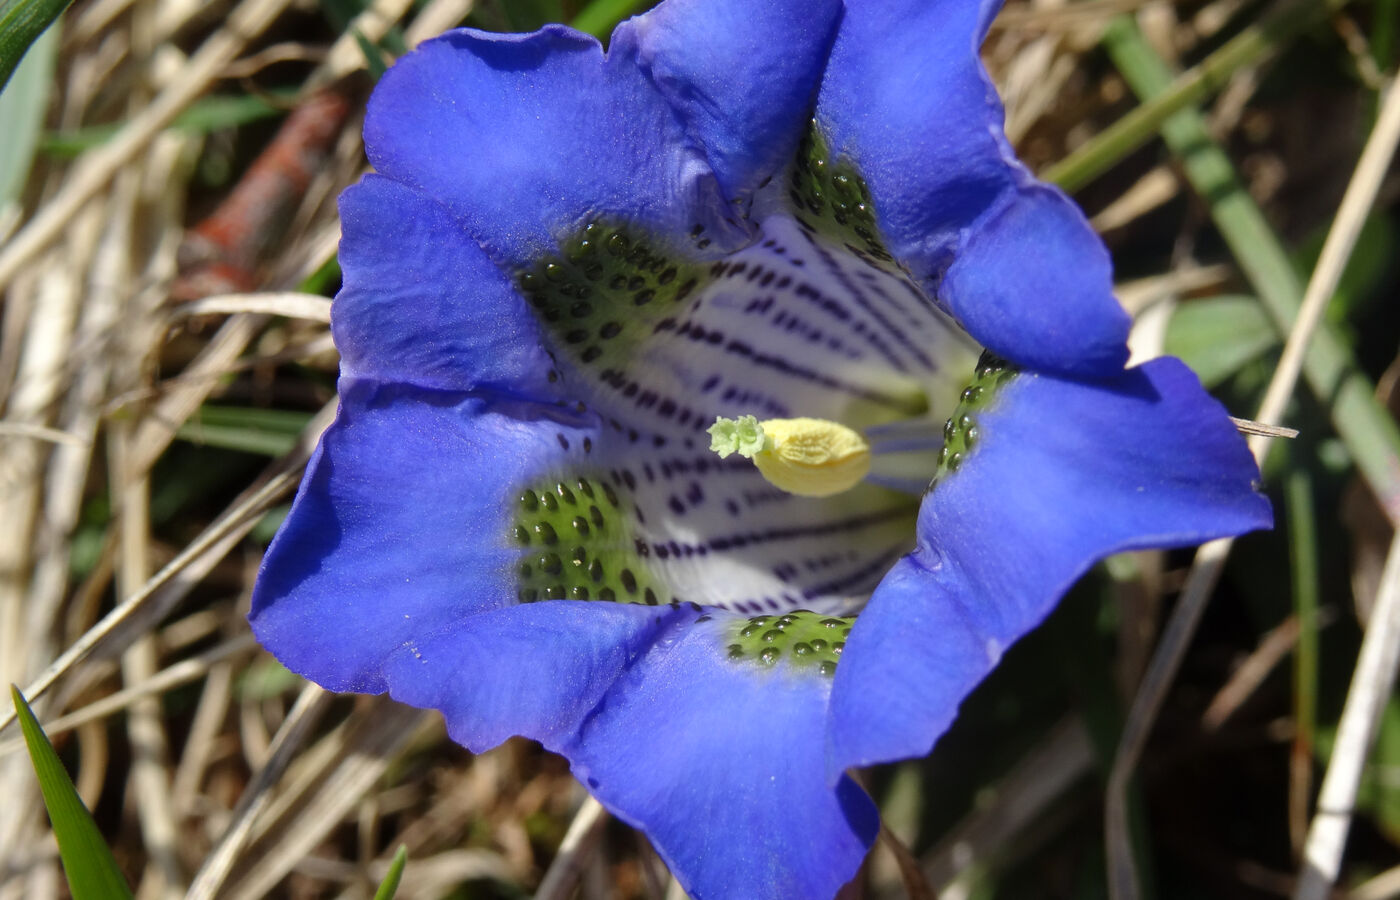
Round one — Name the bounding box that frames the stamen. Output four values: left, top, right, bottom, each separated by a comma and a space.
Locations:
708, 416, 871, 498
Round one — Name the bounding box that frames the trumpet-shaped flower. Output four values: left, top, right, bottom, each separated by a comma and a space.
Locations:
250, 0, 1272, 896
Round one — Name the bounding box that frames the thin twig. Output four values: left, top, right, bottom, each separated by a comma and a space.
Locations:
130, 313, 270, 475
0, 423, 90, 445
222, 702, 431, 900
0, 402, 334, 739
534, 796, 610, 900
185, 683, 333, 900
1294, 530, 1400, 900
173, 292, 332, 322
1200, 614, 1301, 731
0, 635, 257, 758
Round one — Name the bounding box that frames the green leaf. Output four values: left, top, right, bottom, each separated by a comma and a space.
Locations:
373, 845, 408, 900
0, 17, 54, 205
0, 0, 70, 92
1163, 295, 1279, 389
11, 686, 134, 900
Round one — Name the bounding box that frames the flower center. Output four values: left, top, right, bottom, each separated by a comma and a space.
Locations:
499, 124, 1001, 627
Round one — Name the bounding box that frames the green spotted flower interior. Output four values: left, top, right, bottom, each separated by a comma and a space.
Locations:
929, 352, 1018, 488
721, 610, 853, 675
513, 476, 675, 606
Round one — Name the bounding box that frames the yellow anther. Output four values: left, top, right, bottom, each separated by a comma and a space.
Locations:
708, 416, 871, 498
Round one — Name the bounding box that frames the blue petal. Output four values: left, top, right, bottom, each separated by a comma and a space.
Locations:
815, 0, 1130, 376
248, 379, 592, 692
830, 357, 1271, 771
938, 185, 1128, 376
627, 0, 841, 204
335, 175, 553, 396
364, 26, 745, 267
827, 559, 997, 778
564, 614, 878, 900
381, 601, 682, 753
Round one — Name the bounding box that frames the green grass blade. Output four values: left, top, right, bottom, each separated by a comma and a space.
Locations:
1103, 16, 1400, 517
351, 28, 388, 79
10, 686, 134, 900
570, 0, 649, 39
373, 845, 408, 900
298, 251, 341, 295
1286, 463, 1320, 848
40, 90, 297, 158
176, 405, 314, 457
1374, 0, 1397, 73
0, 0, 71, 92
0, 17, 54, 205
1045, 0, 1352, 192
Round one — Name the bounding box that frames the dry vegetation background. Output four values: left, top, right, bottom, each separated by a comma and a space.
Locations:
0, 0, 1398, 897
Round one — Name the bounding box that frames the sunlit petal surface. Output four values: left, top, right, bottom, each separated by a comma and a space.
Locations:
251, 2, 1272, 896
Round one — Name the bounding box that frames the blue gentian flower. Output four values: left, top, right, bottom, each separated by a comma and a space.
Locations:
249, 0, 1272, 896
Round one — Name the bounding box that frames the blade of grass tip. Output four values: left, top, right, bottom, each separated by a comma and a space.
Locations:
1286, 464, 1320, 856
1100, 30, 1400, 900
373, 845, 408, 900
1044, 0, 1353, 192
0, 0, 71, 91
9, 686, 134, 900
569, 0, 648, 40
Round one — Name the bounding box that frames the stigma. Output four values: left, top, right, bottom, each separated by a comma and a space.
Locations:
708, 415, 872, 498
